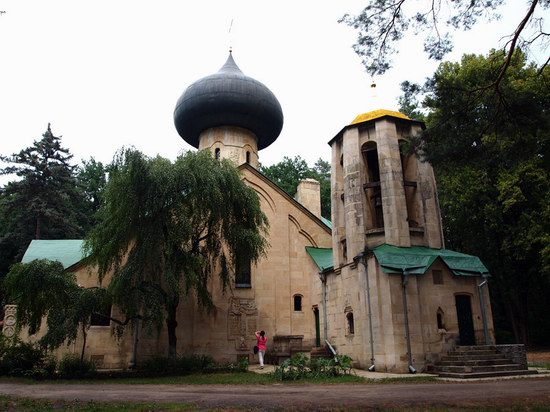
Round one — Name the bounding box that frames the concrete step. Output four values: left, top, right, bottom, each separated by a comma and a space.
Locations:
310, 347, 331, 359
442, 354, 507, 361
447, 349, 500, 356
434, 364, 524, 374
456, 345, 497, 351
437, 369, 536, 379
437, 359, 511, 367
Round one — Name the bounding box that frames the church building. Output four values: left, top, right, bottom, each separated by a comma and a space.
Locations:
13, 52, 494, 373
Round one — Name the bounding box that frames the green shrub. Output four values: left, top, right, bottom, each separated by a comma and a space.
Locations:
58, 354, 96, 378
274, 352, 354, 381
0, 336, 53, 378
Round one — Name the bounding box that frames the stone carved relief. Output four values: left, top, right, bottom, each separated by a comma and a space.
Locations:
228, 149, 240, 164
2, 305, 17, 338
228, 298, 258, 351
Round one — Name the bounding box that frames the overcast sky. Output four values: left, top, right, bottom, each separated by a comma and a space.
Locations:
0, 1, 547, 180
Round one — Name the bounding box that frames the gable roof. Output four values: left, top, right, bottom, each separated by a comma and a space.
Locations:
22, 239, 86, 269
238, 163, 331, 235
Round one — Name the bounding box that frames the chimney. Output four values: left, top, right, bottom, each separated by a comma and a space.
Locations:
296, 178, 321, 218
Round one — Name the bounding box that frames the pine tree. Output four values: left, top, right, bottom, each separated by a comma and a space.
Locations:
0, 124, 85, 278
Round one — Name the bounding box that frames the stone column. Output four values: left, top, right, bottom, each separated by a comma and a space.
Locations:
342, 127, 366, 262
375, 118, 410, 247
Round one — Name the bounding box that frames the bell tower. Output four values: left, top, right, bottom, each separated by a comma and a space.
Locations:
329, 109, 444, 267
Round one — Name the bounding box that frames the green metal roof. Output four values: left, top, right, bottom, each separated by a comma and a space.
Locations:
373, 244, 489, 277
305, 247, 333, 273
22, 239, 86, 269
320, 217, 332, 230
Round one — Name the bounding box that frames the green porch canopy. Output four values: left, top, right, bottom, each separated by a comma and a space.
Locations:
22, 239, 85, 269
305, 244, 489, 277
373, 244, 489, 277
305, 247, 333, 273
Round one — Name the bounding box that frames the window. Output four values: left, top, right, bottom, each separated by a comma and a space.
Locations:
246, 151, 251, 164
362, 141, 384, 229
341, 239, 347, 262
436, 307, 446, 330
432, 269, 443, 285
346, 311, 355, 335
215, 148, 221, 160
235, 255, 251, 287
90, 299, 112, 327
293, 295, 303, 311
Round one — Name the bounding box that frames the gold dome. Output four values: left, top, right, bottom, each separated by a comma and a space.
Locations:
350, 109, 410, 125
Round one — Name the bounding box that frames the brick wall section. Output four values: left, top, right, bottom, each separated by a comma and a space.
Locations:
496, 344, 528, 369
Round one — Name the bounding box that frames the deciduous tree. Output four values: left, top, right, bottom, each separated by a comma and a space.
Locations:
260, 156, 331, 219
84, 149, 269, 357
4, 259, 112, 362
406, 49, 550, 344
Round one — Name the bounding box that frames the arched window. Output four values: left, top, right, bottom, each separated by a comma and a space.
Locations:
341, 238, 347, 262
346, 311, 355, 335
362, 141, 384, 229
437, 307, 446, 330
293, 294, 303, 311
215, 148, 221, 160
246, 151, 251, 164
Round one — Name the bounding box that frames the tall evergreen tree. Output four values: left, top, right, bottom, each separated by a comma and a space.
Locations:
0, 124, 85, 279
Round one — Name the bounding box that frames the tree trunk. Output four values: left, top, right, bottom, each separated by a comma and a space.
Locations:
80, 323, 87, 363
166, 302, 178, 359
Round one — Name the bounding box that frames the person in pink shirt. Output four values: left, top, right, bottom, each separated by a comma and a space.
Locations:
255, 330, 267, 369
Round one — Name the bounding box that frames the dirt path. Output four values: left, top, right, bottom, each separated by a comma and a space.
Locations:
1, 378, 549, 410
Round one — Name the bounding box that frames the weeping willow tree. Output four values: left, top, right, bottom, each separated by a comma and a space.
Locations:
4, 259, 110, 362
84, 149, 269, 357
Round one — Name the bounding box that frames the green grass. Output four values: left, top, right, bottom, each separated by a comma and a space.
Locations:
1, 395, 550, 412
0, 395, 197, 411
0, 370, 366, 385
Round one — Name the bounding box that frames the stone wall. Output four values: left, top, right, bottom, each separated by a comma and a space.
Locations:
496, 344, 528, 369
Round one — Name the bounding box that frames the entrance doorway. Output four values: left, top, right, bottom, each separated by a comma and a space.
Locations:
313, 307, 321, 347
455, 295, 475, 345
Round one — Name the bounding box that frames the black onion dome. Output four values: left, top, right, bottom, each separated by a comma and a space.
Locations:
174, 53, 284, 150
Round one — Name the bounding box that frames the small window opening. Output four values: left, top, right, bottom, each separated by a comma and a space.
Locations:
346, 311, 355, 335
293, 295, 303, 311
341, 239, 347, 262
246, 151, 251, 164
432, 269, 443, 285
215, 148, 221, 160
90, 299, 112, 327
436, 307, 446, 330
235, 255, 251, 287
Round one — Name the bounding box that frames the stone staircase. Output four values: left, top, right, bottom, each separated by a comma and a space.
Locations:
310, 346, 332, 359
433, 345, 535, 379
